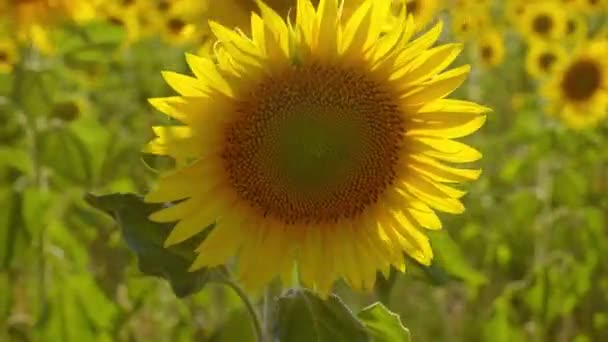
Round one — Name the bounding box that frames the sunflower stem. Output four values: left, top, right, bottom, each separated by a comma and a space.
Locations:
222, 278, 264, 342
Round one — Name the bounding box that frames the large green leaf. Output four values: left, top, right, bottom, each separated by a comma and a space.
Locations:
273, 288, 370, 342
357, 303, 410, 342
85, 193, 223, 297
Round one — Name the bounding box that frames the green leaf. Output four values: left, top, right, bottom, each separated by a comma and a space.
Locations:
428, 230, 487, 288
273, 288, 370, 342
85, 192, 223, 297
209, 309, 256, 342
40, 128, 93, 186
0, 147, 31, 174
357, 303, 410, 342
58, 21, 126, 66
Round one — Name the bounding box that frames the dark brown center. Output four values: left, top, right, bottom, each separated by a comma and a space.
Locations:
481, 45, 493, 61
561, 59, 602, 101
566, 19, 576, 35
406, 0, 419, 15
532, 14, 553, 35
538, 52, 556, 71
167, 18, 186, 33
222, 63, 404, 225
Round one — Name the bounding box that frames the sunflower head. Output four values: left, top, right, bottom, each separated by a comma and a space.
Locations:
145, 0, 488, 295
544, 41, 608, 129
477, 30, 505, 68
525, 41, 566, 79
519, 2, 567, 41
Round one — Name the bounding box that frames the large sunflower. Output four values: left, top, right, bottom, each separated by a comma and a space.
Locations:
145, 0, 488, 294
544, 41, 608, 129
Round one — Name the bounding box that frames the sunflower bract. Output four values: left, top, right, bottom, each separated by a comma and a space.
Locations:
145, 0, 488, 295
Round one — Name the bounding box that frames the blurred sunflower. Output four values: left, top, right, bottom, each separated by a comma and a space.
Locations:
402, 0, 441, 29
0, 38, 18, 73
0, 0, 95, 52
145, 0, 488, 294
505, 0, 528, 27
563, 13, 588, 44
477, 30, 505, 68
580, 0, 607, 13
151, 0, 207, 44
451, 10, 485, 41
544, 41, 608, 129
519, 2, 567, 42
98, 1, 143, 43
525, 41, 566, 79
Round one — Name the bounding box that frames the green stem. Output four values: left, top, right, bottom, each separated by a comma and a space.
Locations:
222, 279, 263, 342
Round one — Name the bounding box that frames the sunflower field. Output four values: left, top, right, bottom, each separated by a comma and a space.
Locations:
1, 0, 608, 341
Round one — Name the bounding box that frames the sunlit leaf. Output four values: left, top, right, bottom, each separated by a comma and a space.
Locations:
273, 288, 370, 342
357, 303, 411, 342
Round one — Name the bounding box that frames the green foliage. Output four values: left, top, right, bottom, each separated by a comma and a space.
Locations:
357, 303, 411, 342
273, 289, 370, 342
85, 193, 223, 298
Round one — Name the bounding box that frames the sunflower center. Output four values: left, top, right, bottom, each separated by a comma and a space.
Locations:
222, 63, 404, 224
406, 0, 419, 15
481, 45, 493, 61
566, 19, 576, 34
561, 59, 602, 101
538, 52, 556, 71
0, 51, 7, 63
157, 0, 170, 12
533, 14, 553, 35
167, 18, 186, 33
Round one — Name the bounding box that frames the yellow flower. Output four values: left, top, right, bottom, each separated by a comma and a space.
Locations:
402, 0, 442, 29
544, 40, 608, 129
519, 2, 568, 42
0, 0, 95, 52
563, 13, 588, 45
451, 9, 488, 42
477, 30, 505, 68
98, 1, 144, 44
580, 0, 608, 13
525, 41, 566, 79
0, 38, 18, 74
505, 0, 528, 29
145, 0, 488, 295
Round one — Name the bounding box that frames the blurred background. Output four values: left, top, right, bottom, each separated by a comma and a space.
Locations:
1, 0, 608, 341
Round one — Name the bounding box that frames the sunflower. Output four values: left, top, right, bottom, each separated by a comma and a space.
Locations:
580, 0, 607, 13
544, 41, 608, 129
195, 0, 405, 59
98, 1, 144, 43
0, 0, 95, 52
145, 0, 488, 294
505, 0, 528, 28
0, 38, 18, 74
477, 30, 505, 68
451, 9, 488, 42
563, 13, 588, 44
402, 0, 441, 29
525, 41, 567, 79
519, 2, 568, 42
